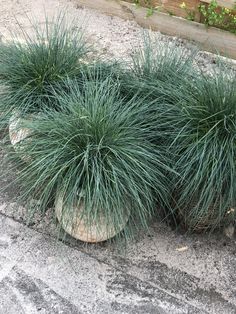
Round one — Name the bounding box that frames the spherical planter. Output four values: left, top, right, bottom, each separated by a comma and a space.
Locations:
9, 112, 31, 146
9, 112, 32, 161
179, 207, 220, 231
55, 194, 130, 243
178, 201, 234, 231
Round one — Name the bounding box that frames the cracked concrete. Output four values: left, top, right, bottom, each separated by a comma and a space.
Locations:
0, 213, 235, 314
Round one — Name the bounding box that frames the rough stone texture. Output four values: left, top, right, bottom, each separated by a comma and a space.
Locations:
0, 1, 236, 313
0, 215, 196, 313
0, 214, 235, 314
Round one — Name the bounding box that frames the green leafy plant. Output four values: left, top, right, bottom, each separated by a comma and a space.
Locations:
179, 0, 236, 33
132, 0, 157, 17
165, 64, 236, 230
198, 0, 236, 33
146, 6, 155, 17
0, 13, 91, 119
8, 76, 172, 240
179, 2, 196, 21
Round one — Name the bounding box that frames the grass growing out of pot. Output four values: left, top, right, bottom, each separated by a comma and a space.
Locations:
9, 77, 172, 241
168, 65, 236, 230
2, 14, 235, 237
0, 14, 90, 118
125, 33, 197, 103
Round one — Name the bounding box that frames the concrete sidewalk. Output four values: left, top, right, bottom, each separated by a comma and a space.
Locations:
0, 212, 235, 314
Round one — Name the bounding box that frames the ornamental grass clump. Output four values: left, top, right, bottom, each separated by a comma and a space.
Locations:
125, 33, 197, 103
67, 60, 125, 99
0, 14, 90, 117
9, 77, 172, 241
168, 65, 236, 230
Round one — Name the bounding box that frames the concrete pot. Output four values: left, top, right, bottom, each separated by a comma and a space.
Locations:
9, 112, 32, 161
9, 112, 31, 146
55, 194, 130, 243
178, 201, 235, 231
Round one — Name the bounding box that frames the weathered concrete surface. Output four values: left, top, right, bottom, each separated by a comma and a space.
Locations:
0, 213, 235, 314
0, 215, 197, 313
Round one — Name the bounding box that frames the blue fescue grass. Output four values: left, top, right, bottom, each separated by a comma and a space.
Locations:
0, 13, 91, 118
123, 33, 198, 104
166, 63, 236, 230
7, 76, 174, 240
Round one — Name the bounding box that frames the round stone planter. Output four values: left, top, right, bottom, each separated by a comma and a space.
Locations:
9, 112, 32, 161
9, 112, 31, 146
55, 194, 130, 243
178, 201, 234, 231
